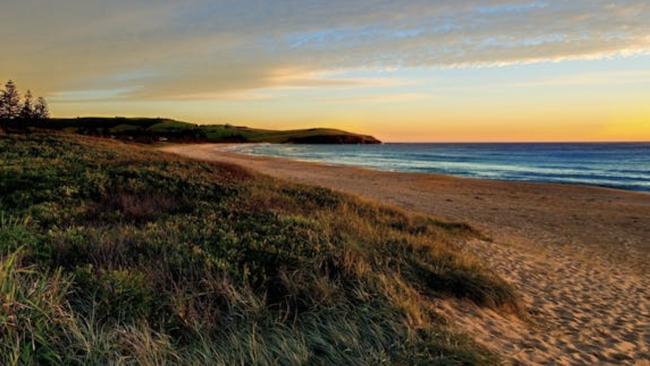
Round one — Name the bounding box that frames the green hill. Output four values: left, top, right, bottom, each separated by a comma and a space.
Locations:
26, 117, 382, 144
0, 131, 518, 364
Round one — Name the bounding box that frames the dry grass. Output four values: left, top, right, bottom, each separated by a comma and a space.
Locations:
0, 131, 519, 364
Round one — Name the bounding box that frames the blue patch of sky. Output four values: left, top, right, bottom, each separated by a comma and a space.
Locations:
107, 69, 158, 83
288, 55, 650, 97
64, 70, 157, 102
474, 33, 568, 49
464, 55, 648, 89
475, 1, 548, 15
286, 27, 418, 48
50, 87, 140, 103
285, 22, 456, 49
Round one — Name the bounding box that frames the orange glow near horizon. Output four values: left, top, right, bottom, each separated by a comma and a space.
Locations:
2, 1, 650, 142
47, 103, 650, 143
47, 69, 650, 143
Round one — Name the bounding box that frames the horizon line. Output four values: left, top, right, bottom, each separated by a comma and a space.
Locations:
383, 140, 650, 144
49, 115, 650, 144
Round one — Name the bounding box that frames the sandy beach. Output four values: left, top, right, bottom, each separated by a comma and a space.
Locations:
160, 144, 650, 365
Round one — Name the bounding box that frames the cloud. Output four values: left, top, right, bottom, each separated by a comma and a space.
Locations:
1, 0, 649, 100
49, 87, 142, 103
321, 93, 431, 104
510, 70, 650, 87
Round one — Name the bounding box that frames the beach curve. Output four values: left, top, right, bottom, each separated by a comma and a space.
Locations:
160, 143, 650, 365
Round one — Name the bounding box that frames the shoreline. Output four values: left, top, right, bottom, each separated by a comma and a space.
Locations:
160, 142, 650, 364
229, 143, 650, 195
5, 116, 649, 362
160, 142, 650, 273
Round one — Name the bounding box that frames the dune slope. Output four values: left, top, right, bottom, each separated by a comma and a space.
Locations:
163, 143, 650, 365
0, 132, 516, 365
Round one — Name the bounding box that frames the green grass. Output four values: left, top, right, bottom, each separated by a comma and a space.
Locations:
12, 117, 381, 144
0, 131, 518, 365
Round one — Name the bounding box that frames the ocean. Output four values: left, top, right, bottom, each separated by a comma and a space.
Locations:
229, 143, 650, 192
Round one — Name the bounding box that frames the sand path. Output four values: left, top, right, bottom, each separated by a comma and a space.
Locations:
160, 144, 650, 365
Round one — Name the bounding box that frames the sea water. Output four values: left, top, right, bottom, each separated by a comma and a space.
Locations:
229, 143, 650, 192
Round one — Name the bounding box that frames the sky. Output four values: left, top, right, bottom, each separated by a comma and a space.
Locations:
1, 0, 649, 142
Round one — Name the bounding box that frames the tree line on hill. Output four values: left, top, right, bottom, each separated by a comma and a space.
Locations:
0, 80, 50, 120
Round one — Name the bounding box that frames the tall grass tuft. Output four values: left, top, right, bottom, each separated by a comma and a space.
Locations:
0, 250, 71, 365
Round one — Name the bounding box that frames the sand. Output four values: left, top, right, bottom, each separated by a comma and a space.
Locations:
160, 143, 650, 365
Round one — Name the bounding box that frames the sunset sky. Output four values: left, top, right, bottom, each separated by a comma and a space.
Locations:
1, 0, 649, 142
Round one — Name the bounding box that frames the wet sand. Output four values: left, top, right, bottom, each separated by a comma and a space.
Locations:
160, 143, 650, 365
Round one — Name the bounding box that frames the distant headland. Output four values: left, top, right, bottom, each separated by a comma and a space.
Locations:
9, 117, 382, 144
1, 80, 380, 145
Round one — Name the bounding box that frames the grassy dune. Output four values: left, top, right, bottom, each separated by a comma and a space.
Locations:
20, 117, 382, 144
0, 132, 517, 365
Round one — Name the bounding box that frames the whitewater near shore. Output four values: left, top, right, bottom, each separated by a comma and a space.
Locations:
161, 144, 650, 365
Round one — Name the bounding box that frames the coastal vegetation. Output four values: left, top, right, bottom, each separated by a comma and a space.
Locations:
0, 131, 518, 365
7, 116, 381, 144
0, 80, 49, 121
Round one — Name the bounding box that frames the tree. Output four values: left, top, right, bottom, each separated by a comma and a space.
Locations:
0, 80, 21, 119
34, 97, 50, 119
19, 90, 35, 119
0, 80, 50, 124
